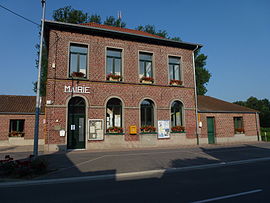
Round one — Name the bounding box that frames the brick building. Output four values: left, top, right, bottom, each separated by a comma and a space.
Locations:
197, 96, 260, 144
0, 20, 260, 150
43, 20, 200, 151
0, 95, 45, 146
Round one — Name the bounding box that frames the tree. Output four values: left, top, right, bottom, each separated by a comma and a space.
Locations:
136, 25, 210, 95
104, 16, 126, 27
234, 97, 270, 128
52, 6, 89, 24
89, 14, 102, 24
136, 25, 168, 38
194, 49, 211, 95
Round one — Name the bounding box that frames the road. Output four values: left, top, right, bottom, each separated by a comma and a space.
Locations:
0, 158, 269, 202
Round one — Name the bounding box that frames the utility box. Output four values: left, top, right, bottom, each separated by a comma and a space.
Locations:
129, 125, 137, 135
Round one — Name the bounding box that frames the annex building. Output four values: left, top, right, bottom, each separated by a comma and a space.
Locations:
0, 20, 260, 151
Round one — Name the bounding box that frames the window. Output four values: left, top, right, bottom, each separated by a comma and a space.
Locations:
234, 117, 244, 134
69, 44, 88, 78
139, 52, 153, 79
106, 98, 122, 129
169, 56, 181, 81
141, 99, 154, 127
9, 120, 25, 136
106, 48, 122, 79
171, 101, 183, 127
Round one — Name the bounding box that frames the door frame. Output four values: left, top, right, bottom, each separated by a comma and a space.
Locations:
66, 95, 88, 150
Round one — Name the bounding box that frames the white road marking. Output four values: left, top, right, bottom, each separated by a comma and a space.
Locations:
191, 189, 262, 203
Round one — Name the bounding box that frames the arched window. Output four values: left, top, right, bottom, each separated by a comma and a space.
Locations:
141, 99, 154, 126
106, 98, 122, 128
171, 101, 183, 126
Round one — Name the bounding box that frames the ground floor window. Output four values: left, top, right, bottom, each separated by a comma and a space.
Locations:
141, 99, 154, 127
9, 119, 25, 137
234, 117, 244, 134
106, 98, 122, 129
171, 101, 183, 127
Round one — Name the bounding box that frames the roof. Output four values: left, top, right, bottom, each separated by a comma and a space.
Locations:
198, 95, 258, 113
44, 20, 202, 51
80, 22, 164, 39
0, 95, 45, 115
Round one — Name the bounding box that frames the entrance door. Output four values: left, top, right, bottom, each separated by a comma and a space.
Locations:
207, 117, 215, 144
67, 97, 86, 149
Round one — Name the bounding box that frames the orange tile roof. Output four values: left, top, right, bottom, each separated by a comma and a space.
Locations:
198, 95, 258, 113
0, 95, 45, 114
80, 22, 164, 39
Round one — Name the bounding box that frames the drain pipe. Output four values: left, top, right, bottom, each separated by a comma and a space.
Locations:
192, 45, 199, 145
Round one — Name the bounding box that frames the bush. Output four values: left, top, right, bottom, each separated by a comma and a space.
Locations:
0, 155, 48, 178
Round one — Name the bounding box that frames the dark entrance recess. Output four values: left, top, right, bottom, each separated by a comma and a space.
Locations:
67, 97, 86, 149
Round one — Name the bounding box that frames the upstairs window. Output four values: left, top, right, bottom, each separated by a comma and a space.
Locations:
9, 119, 25, 137
169, 56, 181, 81
69, 44, 88, 78
106, 48, 122, 81
234, 117, 244, 134
139, 52, 153, 82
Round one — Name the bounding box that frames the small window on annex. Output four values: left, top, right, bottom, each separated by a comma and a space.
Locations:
169, 56, 181, 81
234, 117, 244, 134
9, 119, 25, 137
141, 99, 154, 127
106, 98, 122, 129
106, 48, 122, 80
139, 52, 153, 79
69, 44, 88, 78
171, 101, 183, 127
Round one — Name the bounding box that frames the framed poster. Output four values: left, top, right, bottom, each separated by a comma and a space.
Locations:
88, 119, 104, 140
158, 120, 170, 139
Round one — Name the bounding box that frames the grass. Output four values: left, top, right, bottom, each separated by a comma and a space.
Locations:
261, 128, 270, 142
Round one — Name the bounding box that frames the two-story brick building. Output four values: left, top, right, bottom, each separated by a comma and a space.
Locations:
0, 21, 260, 151
43, 20, 200, 151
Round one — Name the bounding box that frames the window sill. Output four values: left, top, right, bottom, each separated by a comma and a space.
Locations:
170, 131, 186, 133
105, 133, 125, 135
139, 132, 157, 134
68, 77, 88, 81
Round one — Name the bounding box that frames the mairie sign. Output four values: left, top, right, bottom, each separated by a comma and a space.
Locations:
64, 85, 90, 94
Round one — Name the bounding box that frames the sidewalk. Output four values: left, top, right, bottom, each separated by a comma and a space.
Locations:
1, 142, 270, 182
33, 142, 270, 180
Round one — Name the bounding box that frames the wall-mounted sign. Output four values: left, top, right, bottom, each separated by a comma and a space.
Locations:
59, 129, 65, 137
158, 120, 170, 139
89, 119, 104, 141
64, 85, 90, 94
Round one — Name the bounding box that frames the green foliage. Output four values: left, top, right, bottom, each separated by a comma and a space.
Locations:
33, 41, 48, 96
104, 16, 126, 27
52, 6, 89, 24
234, 97, 270, 127
135, 25, 168, 38
89, 14, 102, 24
194, 48, 211, 95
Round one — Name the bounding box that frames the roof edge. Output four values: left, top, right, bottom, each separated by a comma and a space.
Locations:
44, 20, 203, 50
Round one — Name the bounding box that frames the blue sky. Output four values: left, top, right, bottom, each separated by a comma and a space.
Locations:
0, 0, 269, 102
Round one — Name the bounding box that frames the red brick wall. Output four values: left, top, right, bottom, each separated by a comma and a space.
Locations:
44, 29, 197, 145
0, 114, 45, 140
199, 112, 259, 138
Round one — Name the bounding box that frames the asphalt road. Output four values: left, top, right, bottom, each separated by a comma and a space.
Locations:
1, 159, 270, 203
